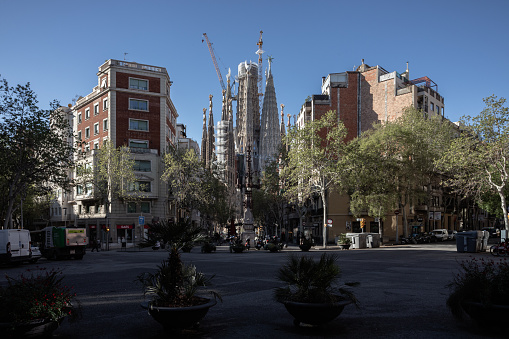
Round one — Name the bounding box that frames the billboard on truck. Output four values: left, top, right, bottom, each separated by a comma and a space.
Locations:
41, 227, 88, 260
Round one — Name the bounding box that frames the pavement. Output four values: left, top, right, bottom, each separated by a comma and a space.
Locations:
5, 239, 503, 339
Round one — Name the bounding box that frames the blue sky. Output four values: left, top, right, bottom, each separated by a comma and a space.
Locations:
1, 0, 508, 143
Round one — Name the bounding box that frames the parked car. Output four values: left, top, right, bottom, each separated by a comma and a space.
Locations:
29, 246, 42, 263
431, 229, 449, 242
447, 230, 457, 240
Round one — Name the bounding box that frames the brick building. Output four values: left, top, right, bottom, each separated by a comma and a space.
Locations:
71, 59, 178, 246
295, 60, 446, 243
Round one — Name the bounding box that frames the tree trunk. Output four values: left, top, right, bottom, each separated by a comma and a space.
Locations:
322, 187, 327, 248
499, 190, 509, 232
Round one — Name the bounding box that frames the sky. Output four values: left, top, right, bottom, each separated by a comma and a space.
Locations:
1, 0, 508, 143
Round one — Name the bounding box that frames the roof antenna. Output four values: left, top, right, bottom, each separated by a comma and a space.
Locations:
124, 52, 128, 61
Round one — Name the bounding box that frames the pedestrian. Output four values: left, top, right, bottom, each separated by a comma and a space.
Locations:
91, 238, 100, 252
121, 236, 126, 250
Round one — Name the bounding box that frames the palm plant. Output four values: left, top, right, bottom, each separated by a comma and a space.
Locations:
137, 219, 219, 307
274, 253, 359, 305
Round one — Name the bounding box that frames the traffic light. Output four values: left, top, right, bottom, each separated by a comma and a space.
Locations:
360, 219, 366, 229
106, 227, 110, 232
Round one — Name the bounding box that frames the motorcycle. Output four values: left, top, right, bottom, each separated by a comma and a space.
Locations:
255, 239, 263, 250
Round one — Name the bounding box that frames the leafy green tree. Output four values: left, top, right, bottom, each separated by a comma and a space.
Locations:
199, 170, 235, 235
0, 78, 74, 228
345, 107, 455, 238
91, 140, 138, 210
281, 110, 347, 247
437, 96, 509, 230
161, 147, 204, 221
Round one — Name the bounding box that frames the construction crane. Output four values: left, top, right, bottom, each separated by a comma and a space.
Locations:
202, 33, 226, 92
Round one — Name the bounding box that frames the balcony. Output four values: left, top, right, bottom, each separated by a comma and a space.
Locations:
130, 148, 158, 155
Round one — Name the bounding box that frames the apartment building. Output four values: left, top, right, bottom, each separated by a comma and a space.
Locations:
71, 59, 178, 245
296, 60, 447, 243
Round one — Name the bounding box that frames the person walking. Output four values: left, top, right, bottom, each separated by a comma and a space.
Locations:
91, 238, 100, 252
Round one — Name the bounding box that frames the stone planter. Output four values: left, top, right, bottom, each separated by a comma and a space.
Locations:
0, 317, 64, 338
282, 299, 351, 326
338, 243, 350, 250
299, 243, 312, 251
141, 298, 217, 330
461, 301, 509, 333
230, 245, 245, 253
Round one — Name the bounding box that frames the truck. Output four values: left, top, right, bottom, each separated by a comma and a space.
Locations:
0, 229, 32, 264
40, 227, 88, 260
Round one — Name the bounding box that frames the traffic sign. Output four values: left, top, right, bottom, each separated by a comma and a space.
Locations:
139, 216, 145, 226
394, 210, 400, 215
327, 219, 333, 224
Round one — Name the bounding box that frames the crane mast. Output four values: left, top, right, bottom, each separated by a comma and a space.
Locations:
255, 30, 264, 110
203, 33, 226, 91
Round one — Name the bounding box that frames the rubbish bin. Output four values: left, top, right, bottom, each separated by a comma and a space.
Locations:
456, 231, 481, 253
366, 233, 380, 248
346, 233, 367, 249
481, 231, 490, 252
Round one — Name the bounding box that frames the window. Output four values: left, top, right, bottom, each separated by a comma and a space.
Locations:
76, 185, 83, 195
103, 98, 108, 111
129, 140, 148, 148
94, 141, 99, 149
127, 202, 136, 213
140, 202, 150, 213
94, 103, 99, 116
85, 127, 90, 139
134, 160, 151, 172
94, 123, 99, 135
85, 182, 93, 196
129, 181, 151, 192
430, 102, 434, 112
129, 78, 148, 90
103, 119, 108, 131
129, 119, 149, 131
85, 108, 90, 120
85, 144, 90, 152
129, 99, 148, 111
77, 131, 82, 141
78, 113, 82, 124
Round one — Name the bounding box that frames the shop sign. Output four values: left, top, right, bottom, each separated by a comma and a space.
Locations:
117, 225, 133, 229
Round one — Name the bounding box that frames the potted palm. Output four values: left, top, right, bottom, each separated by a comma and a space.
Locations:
274, 253, 359, 327
447, 257, 509, 334
337, 233, 351, 250
138, 219, 221, 331
0, 268, 80, 338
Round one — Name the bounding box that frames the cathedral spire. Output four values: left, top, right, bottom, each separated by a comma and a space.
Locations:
259, 57, 280, 172
201, 108, 207, 164
206, 94, 215, 170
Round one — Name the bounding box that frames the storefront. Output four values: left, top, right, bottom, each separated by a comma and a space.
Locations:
117, 224, 133, 243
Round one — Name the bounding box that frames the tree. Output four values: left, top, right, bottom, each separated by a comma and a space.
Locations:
161, 147, 204, 221
281, 110, 347, 247
199, 170, 235, 235
91, 140, 139, 210
345, 107, 455, 239
0, 78, 74, 228
437, 96, 509, 230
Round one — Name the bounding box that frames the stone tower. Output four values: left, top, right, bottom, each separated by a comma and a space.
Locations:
259, 57, 280, 173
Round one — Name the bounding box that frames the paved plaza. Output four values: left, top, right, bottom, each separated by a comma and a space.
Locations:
1, 242, 500, 338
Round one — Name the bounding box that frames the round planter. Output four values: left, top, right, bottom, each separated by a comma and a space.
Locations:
230, 246, 245, 253
141, 298, 217, 330
282, 299, 351, 326
299, 243, 312, 251
338, 243, 350, 250
461, 301, 509, 332
0, 317, 63, 338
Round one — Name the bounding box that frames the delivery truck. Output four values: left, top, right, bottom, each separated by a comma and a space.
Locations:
40, 227, 88, 260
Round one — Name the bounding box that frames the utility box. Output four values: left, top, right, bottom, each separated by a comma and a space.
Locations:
366, 233, 381, 248
346, 233, 367, 249
456, 231, 482, 253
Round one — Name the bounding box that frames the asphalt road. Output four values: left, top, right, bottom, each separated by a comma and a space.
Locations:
0, 242, 501, 339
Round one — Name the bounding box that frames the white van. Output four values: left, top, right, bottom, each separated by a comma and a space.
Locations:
0, 229, 32, 264
431, 229, 449, 242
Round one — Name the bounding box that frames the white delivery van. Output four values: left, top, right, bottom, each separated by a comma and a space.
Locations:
0, 229, 32, 264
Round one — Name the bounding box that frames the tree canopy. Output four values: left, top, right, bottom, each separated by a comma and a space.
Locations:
437, 95, 509, 230
0, 77, 74, 228
281, 110, 347, 247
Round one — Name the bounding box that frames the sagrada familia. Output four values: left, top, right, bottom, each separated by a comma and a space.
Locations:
201, 32, 287, 239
